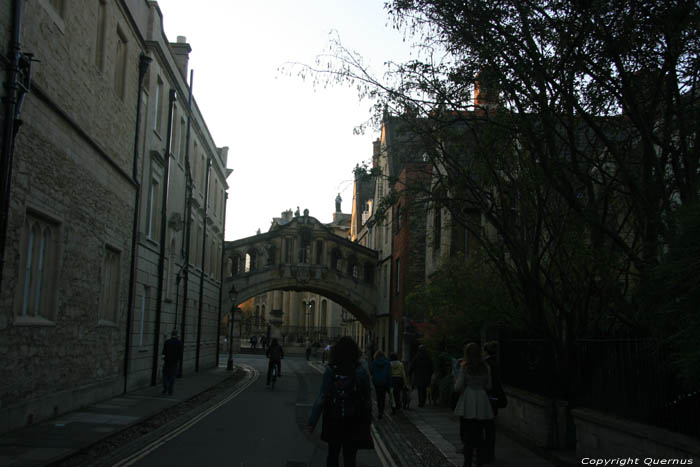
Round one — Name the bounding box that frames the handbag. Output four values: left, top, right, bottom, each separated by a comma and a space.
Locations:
488, 380, 508, 409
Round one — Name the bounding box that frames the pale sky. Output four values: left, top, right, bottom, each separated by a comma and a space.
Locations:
157, 1, 415, 240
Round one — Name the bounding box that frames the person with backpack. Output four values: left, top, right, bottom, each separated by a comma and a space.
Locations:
370, 350, 392, 419
307, 336, 373, 467
265, 338, 284, 385
389, 352, 408, 414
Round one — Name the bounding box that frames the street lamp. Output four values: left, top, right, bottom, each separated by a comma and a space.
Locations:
227, 284, 237, 371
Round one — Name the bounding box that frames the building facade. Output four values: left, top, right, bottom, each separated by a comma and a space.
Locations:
0, 0, 229, 433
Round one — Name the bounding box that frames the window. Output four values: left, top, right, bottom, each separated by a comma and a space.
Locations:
17, 212, 59, 321
200, 155, 206, 189
94, 1, 107, 70
433, 204, 442, 250
138, 286, 150, 345
315, 240, 323, 265
154, 78, 163, 132
101, 246, 121, 323
396, 204, 402, 232
395, 258, 401, 294
284, 238, 294, 264
114, 27, 128, 99
196, 224, 203, 266
382, 264, 388, 298
146, 177, 160, 241
189, 217, 197, 265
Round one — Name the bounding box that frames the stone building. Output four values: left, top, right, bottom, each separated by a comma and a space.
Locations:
0, 1, 229, 433
242, 201, 359, 349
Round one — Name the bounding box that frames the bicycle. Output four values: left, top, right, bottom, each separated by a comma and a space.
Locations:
270, 364, 277, 389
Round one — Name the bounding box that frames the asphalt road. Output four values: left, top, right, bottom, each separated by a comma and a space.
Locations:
126, 354, 386, 467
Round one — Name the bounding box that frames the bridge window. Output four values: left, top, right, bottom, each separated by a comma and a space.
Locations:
348, 255, 358, 280
315, 240, 323, 264
245, 250, 257, 272
331, 247, 341, 272
364, 262, 374, 284
233, 254, 243, 276
284, 238, 293, 264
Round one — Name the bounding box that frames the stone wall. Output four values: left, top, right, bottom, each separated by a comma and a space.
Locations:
573, 408, 700, 461
497, 385, 568, 449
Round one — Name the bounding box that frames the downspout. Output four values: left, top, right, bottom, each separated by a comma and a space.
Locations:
178, 70, 193, 377
215, 192, 228, 366
0, 0, 26, 293
123, 54, 151, 394
195, 158, 211, 371
151, 88, 177, 386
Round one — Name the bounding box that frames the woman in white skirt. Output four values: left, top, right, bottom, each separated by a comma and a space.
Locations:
454, 342, 494, 466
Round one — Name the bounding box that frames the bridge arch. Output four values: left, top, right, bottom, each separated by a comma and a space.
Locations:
223, 214, 378, 325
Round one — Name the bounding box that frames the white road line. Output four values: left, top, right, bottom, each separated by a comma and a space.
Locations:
111, 365, 259, 467
307, 360, 394, 467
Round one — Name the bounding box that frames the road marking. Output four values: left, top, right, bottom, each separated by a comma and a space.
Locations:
111, 364, 259, 467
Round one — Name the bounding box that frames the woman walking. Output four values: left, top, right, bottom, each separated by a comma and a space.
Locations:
389, 352, 408, 414
454, 342, 494, 467
370, 350, 392, 419
307, 336, 374, 467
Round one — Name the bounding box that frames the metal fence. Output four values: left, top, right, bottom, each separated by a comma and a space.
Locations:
499, 337, 700, 438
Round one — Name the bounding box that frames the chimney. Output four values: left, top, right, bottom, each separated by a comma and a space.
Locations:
474, 67, 499, 110
372, 139, 380, 168
170, 36, 191, 79
217, 146, 229, 166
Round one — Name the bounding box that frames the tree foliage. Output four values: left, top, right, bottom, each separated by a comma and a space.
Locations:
285, 0, 700, 387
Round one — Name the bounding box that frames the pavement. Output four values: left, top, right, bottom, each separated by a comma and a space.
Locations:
0, 354, 566, 467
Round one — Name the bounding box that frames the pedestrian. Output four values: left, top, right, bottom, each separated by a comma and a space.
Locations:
306, 340, 313, 361
323, 343, 331, 363
162, 329, 183, 396
251, 335, 258, 350
409, 344, 434, 408
483, 341, 506, 464
454, 342, 494, 467
307, 336, 373, 467
369, 350, 392, 419
389, 352, 408, 414
266, 338, 284, 384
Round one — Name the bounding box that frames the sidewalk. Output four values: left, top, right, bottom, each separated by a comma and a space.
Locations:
403, 404, 559, 467
0, 366, 236, 467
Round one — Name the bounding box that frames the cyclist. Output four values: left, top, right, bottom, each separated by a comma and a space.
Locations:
266, 338, 284, 385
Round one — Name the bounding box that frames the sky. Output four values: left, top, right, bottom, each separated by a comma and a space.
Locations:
157, 1, 416, 240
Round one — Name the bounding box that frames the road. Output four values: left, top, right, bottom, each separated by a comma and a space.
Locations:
126, 354, 386, 467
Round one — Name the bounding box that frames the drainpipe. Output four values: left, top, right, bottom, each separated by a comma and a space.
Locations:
195, 158, 211, 371
0, 0, 26, 293
123, 54, 151, 393
177, 70, 193, 377
151, 88, 177, 386
215, 192, 228, 366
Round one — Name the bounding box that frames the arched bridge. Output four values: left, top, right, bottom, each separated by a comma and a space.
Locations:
223, 214, 378, 325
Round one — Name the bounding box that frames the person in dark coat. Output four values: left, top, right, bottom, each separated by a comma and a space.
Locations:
162, 329, 183, 395
409, 344, 434, 407
369, 350, 392, 419
308, 336, 374, 467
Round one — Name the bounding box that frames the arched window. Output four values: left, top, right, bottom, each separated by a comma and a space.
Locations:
315, 240, 324, 265
347, 255, 358, 279
225, 257, 233, 277
331, 247, 342, 272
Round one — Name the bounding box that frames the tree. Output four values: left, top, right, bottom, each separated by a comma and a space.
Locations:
284, 0, 700, 395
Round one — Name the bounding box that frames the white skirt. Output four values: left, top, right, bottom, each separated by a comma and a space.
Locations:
454, 387, 494, 420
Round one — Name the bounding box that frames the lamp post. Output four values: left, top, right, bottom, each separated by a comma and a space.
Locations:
227, 284, 237, 371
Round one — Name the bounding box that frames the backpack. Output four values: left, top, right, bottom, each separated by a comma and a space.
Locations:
326, 365, 365, 420
269, 345, 282, 361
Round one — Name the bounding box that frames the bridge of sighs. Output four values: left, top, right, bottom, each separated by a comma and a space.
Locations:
222, 213, 378, 326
